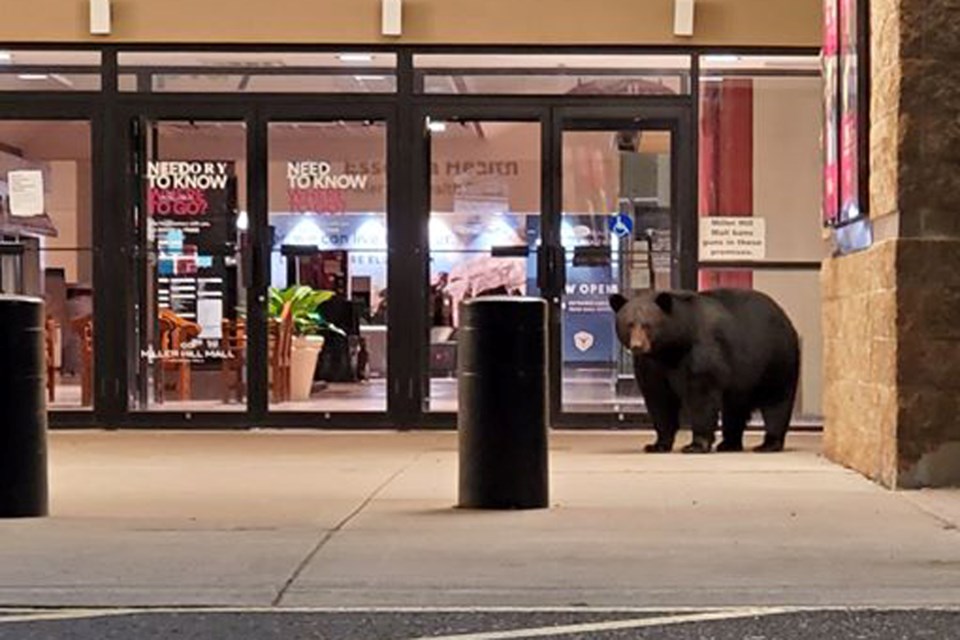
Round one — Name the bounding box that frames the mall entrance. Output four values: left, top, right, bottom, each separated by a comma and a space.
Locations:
114, 100, 693, 428
0, 47, 823, 429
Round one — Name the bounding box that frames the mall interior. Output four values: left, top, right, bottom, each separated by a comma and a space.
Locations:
0, 0, 957, 487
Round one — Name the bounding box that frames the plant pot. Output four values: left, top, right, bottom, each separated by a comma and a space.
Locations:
290, 335, 325, 401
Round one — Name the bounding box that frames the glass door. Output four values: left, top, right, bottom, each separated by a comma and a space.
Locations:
418, 112, 546, 414
128, 116, 251, 413
265, 119, 389, 413
552, 109, 694, 422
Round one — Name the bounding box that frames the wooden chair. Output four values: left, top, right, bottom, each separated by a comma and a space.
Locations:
220, 317, 246, 404
155, 309, 201, 404
70, 314, 94, 407
44, 316, 60, 403
268, 302, 294, 403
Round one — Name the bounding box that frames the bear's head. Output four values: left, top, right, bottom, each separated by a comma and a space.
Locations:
609, 291, 694, 356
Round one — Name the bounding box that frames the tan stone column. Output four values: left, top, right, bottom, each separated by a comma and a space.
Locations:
823, 0, 960, 488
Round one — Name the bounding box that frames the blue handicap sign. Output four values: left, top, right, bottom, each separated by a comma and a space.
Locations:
608, 213, 633, 238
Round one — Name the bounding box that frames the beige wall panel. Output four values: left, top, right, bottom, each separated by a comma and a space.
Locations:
1, 0, 820, 47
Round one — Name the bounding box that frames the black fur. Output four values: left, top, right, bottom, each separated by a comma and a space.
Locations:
610, 288, 800, 454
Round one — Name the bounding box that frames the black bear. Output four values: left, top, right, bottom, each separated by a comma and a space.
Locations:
609, 288, 800, 454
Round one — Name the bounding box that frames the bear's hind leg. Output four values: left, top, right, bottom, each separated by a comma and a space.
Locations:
756, 393, 795, 452
717, 402, 750, 452
756, 343, 800, 453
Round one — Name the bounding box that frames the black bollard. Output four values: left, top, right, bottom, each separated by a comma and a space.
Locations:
0, 295, 49, 518
458, 296, 548, 509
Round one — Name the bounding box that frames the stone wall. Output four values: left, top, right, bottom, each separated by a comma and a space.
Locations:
823, 238, 960, 488
887, 0, 960, 486
895, 240, 960, 487
824, 0, 960, 488
822, 240, 898, 487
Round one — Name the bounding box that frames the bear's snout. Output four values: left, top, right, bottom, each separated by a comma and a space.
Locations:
629, 325, 651, 354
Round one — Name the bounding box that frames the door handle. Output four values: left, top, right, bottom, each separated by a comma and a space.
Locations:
536, 245, 566, 295
241, 233, 254, 289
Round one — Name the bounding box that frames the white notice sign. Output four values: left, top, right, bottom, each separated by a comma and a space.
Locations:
699, 217, 766, 261
8, 170, 45, 217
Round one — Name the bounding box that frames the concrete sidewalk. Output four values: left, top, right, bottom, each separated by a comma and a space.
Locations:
0, 431, 958, 608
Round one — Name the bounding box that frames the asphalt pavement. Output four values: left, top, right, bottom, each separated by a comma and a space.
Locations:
0, 607, 958, 639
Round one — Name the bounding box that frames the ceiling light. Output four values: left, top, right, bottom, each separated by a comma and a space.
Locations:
354, 75, 387, 81
703, 54, 741, 64
0, 51, 11, 64
17, 74, 49, 81
338, 54, 374, 63
427, 120, 447, 133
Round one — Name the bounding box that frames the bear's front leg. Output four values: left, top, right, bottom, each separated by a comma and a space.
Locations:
681, 386, 719, 454
644, 411, 679, 453
637, 362, 680, 454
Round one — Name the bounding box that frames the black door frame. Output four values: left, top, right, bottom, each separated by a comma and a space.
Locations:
113, 100, 262, 428
108, 98, 410, 429
255, 102, 400, 428
548, 104, 697, 428
28, 94, 694, 430
410, 103, 552, 428
408, 100, 696, 429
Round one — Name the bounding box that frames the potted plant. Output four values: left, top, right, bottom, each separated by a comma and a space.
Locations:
269, 285, 345, 401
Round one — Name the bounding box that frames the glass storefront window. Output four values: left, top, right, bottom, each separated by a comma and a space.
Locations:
118, 52, 397, 93
267, 121, 388, 412
697, 269, 823, 423
698, 55, 823, 420
0, 46, 826, 426
0, 120, 94, 409
415, 54, 690, 95
0, 50, 101, 92
699, 72, 823, 265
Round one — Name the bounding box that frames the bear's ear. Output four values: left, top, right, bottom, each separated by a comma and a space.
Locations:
654, 292, 674, 314
609, 294, 628, 313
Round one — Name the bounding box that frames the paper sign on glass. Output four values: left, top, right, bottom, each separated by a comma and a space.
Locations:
699, 217, 766, 261
8, 170, 45, 217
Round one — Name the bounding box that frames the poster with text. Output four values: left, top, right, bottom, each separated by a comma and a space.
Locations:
560, 214, 618, 365
839, 0, 861, 223
146, 160, 236, 348
822, 0, 841, 226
